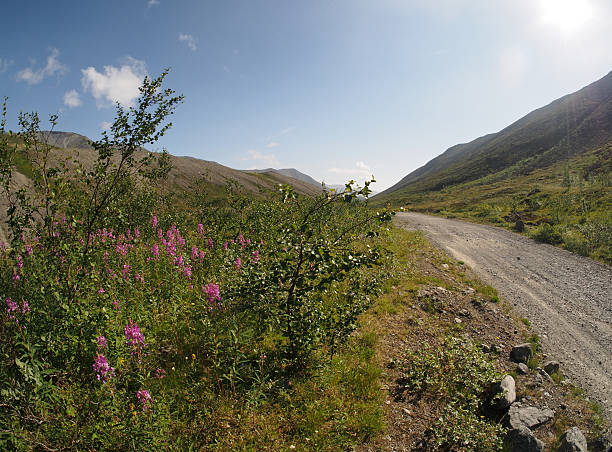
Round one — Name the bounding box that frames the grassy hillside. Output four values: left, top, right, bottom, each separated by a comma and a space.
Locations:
380, 143, 612, 264
0, 132, 322, 244
377, 70, 612, 198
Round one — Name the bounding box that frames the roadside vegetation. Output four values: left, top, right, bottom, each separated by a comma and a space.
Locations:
385, 145, 612, 264
0, 72, 395, 450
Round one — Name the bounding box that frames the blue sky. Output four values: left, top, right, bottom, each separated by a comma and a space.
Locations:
1, 0, 611, 190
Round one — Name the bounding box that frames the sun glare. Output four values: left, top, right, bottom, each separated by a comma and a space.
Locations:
540, 0, 595, 32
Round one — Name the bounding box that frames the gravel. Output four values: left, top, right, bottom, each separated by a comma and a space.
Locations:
396, 212, 612, 420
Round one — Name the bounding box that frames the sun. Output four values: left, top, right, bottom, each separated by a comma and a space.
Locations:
539, 0, 595, 32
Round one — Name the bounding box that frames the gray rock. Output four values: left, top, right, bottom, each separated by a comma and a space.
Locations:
507, 405, 554, 430
506, 426, 544, 452
588, 434, 612, 452
517, 363, 529, 374
543, 360, 560, 375
558, 427, 587, 452
537, 367, 554, 383
492, 375, 516, 409
511, 343, 533, 363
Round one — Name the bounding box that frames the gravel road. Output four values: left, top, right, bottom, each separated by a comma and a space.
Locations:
396, 212, 612, 419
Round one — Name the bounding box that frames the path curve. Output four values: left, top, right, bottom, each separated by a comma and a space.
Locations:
396, 212, 612, 419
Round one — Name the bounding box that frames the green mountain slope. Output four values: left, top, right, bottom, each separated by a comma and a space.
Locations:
376, 70, 612, 200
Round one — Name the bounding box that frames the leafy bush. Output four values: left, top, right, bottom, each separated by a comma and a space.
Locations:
0, 74, 393, 449
529, 223, 563, 245
399, 336, 505, 451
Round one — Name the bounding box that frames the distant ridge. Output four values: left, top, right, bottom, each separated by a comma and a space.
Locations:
376, 70, 612, 201
249, 168, 321, 187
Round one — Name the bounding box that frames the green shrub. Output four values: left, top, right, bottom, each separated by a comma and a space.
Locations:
529, 223, 563, 245
400, 336, 505, 450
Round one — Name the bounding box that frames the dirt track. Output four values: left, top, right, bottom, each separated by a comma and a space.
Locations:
396, 212, 612, 419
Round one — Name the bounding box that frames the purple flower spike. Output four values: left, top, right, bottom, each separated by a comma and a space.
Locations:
137, 389, 152, 409
97, 335, 108, 350
93, 354, 115, 382
124, 320, 145, 349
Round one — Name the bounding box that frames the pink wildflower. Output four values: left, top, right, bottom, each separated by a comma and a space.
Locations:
197, 223, 204, 235
234, 257, 242, 270
137, 389, 152, 409
124, 320, 145, 349
223, 241, 228, 250
93, 354, 114, 382
155, 368, 166, 379
251, 250, 260, 263
152, 215, 158, 229
97, 335, 108, 349
134, 227, 140, 239
202, 283, 221, 304
191, 246, 198, 260
98, 287, 105, 294
207, 238, 214, 249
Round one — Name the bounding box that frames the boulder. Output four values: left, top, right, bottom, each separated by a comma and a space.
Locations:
511, 343, 533, 363
543, 361, 560, 375
506, 426, 544, 452
507, 405, 554, 430
492, 375, 516, 409
558, 427, 587, 452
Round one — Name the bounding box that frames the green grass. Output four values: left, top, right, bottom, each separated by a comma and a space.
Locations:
377, 144, 612, 265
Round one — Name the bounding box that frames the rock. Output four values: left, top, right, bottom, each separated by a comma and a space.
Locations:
506, 426, 544, 452
537, 367, 554, 383
492, 375, 516, 409
482, 344, 491, 353
507, 405, 554, 430
543, 361, 560, 375
517, 363, 529, 374
493, 345, 504, 354
454, 317, 462, 324
511, 343, 533, 363
558, 427, 587, 452
588, 433, 612, 452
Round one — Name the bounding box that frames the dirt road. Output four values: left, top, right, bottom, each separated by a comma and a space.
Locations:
396, 212, 612, 419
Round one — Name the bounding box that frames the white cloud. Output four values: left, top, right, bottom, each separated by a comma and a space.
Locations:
328, 161, 372, 176
242, 149, 281, 168
16, 48, 68, 85
147, 0, 159, 7
267, 141, 280, 148
179, 33, 198, 51
101, 121, 112, 131
0, 58, 13, 74
63, 89, 82, 108
81, 57, 147, 107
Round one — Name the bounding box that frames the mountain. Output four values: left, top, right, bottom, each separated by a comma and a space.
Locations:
0, 133, 324, 244
249, 168, 321, 187
376, 70, 612, 202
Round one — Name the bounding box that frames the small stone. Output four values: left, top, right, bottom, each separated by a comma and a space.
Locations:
506, 426, 544, 452
543, 361, 560, 375
454, 317, 462, 324
442, 263, 449, 269
482, 344, 491, 353
558, 427, 587, 452
493, 345, 504, 354
492, 375, 516, 409
511, 343, 533, 363
517, 363, 529, 375
402, 408, 412, 415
